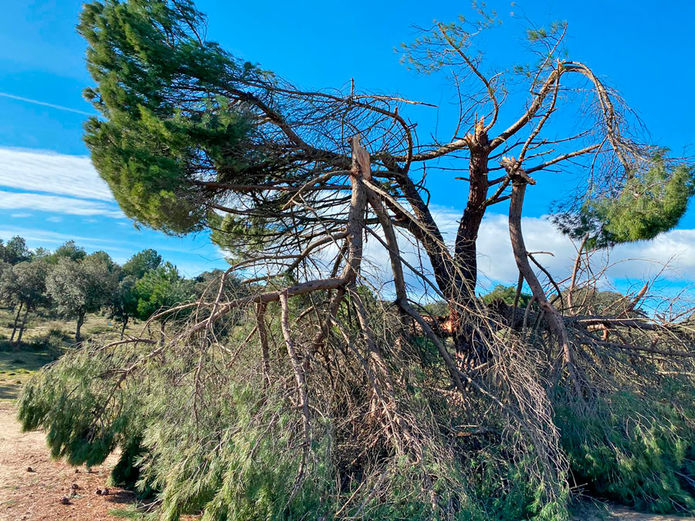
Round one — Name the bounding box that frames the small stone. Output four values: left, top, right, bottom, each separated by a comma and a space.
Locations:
26, 466, 34, 472
60, 496, 71, 505
71, 483, 80, 490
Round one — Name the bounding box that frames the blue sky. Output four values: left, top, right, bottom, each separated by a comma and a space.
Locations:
0, 0, 693, 295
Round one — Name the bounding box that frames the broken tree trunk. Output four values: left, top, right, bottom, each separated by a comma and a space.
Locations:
503, 157, 582, 396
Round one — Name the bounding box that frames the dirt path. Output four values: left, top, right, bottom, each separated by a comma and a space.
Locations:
0, 402, 135, 521
606, 509, 695, 520
573, 501, 695, 521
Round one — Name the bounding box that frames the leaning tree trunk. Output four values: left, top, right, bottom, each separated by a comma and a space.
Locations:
75, 312, 85, 344
9, 302, 23, 343
503, 157, 582, 396
14, 306, 30, 344
120, 315, 128, 340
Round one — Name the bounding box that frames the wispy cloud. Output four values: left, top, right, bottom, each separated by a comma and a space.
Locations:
0, 226, 125, 248
0, 147, 113, 201
0, 190, 124, 218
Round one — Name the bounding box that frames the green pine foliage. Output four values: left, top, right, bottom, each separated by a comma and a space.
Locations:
593, 161, 695, 244
79, 0, 261, 234
556, 382, 695, 513
18, 302, 569, 521
554, 159, 695, 247
18, 345, 145, 467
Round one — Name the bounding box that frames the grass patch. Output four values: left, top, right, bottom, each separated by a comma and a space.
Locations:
108, 506, 149, 519
0, 348, 59, 400
0, 307, 138, 401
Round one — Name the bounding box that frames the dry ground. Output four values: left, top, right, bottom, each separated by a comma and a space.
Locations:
0, 309, 148, 520
0, 402, 137, 521
572, 500, 695, 521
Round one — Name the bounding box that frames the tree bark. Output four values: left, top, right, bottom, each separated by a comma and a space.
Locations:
159, 319, 167, 346
344, 135, 369, 281
453, 127, 490, 297
451, 121, 491, 359
10, 302, 23, 343
120, 315, 128, 340
256, 302, 271, 389
75, 312, 85, 344
503, 158, 582, 395
391, 170, 454, 293
15, 306, 29, 344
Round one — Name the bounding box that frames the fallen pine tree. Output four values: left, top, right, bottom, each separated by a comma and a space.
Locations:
18, 1, 695, 519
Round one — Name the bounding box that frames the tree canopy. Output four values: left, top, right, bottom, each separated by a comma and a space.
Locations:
122, 248, 162, 279
46, 252, 120, 342
77, 0, 694, 303
0, 259, 49, 343
0, 239, 201, 345
0, 236, 32, 265
51, 240, 87, 263
133, 262, 194, 320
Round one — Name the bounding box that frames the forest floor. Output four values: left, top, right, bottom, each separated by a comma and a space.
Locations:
572, 500, 695, 521
0, 309, 146, 520
0, 401, 138, 521
0, 309, 693, 521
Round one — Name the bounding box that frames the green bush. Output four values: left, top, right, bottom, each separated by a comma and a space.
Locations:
556, 382, 695, 514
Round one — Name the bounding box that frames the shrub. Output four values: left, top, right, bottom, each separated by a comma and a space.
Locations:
556, 381, 695, 513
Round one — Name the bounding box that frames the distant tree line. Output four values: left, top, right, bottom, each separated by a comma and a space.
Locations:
0, 236, 225, 344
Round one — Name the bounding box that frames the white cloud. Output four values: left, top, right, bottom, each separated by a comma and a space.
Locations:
0, 190, 124, 218
448, 210, 695, 288
0, 147, 125, 219
358, 206, 695, 295
603, 230, 695, 281
0, 147, 113, 201
10, 212, 31, 218
475, 213, 576, 286
0, 226, 125, 248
